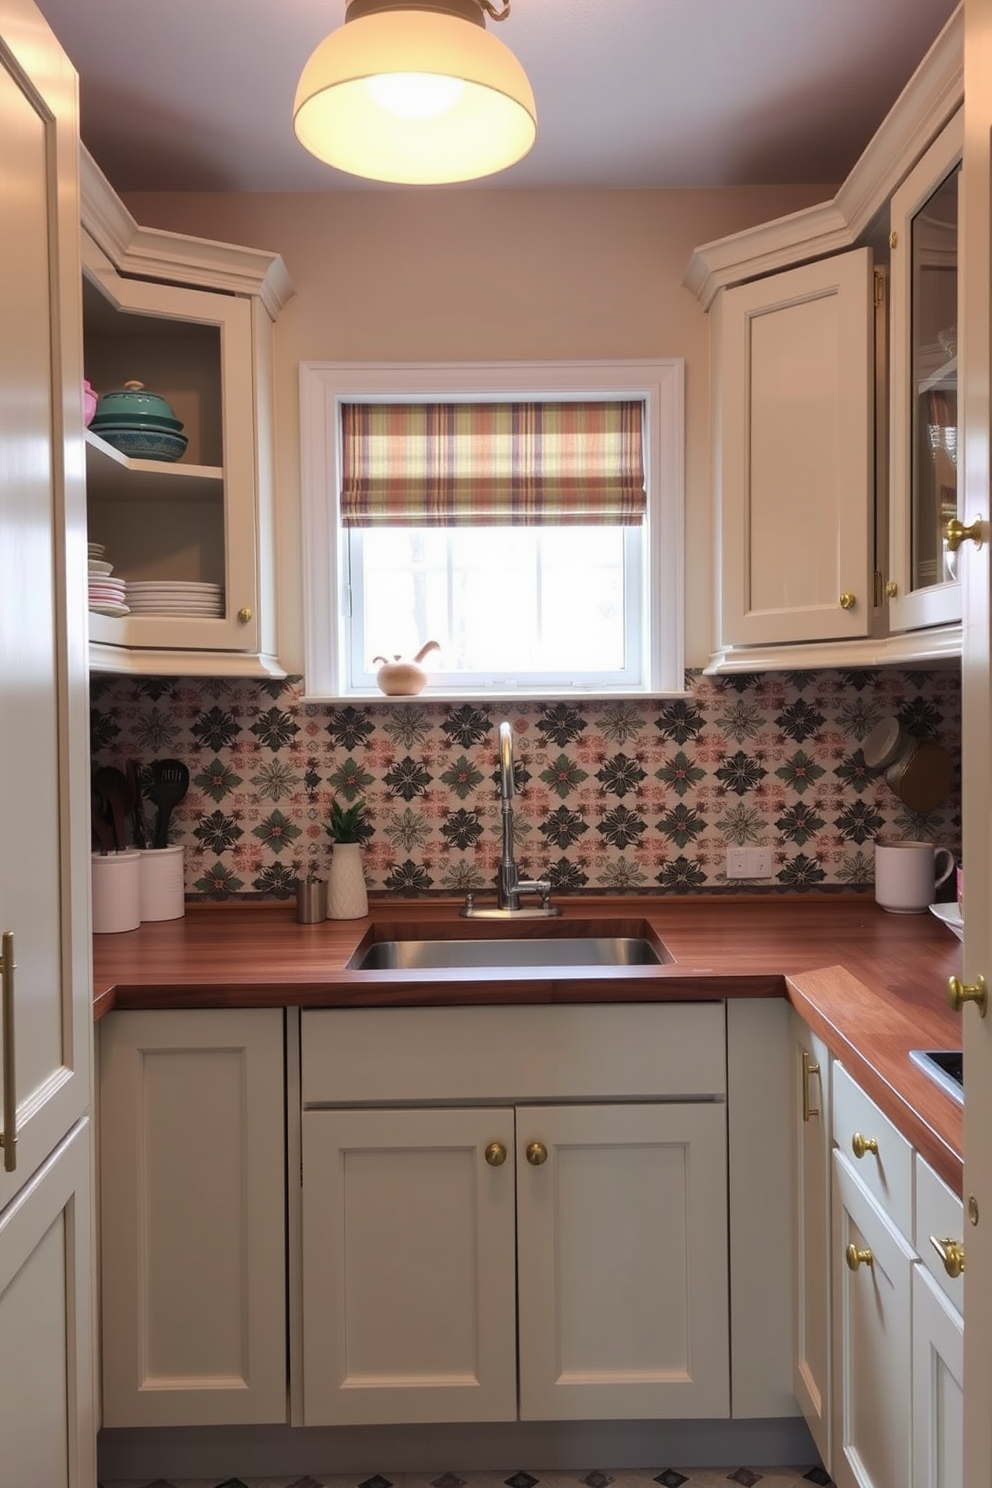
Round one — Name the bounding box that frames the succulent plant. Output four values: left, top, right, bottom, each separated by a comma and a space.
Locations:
325, 796, 369, 844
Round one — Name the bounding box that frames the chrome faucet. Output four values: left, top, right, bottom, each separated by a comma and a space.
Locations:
462, 719, 560, 918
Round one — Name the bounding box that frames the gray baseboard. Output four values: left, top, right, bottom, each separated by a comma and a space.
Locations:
98, 1417, 819, 1481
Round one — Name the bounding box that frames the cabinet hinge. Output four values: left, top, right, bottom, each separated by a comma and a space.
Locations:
873, 270, 885, 308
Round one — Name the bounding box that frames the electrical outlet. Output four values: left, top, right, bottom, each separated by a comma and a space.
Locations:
726, 846, 774, 879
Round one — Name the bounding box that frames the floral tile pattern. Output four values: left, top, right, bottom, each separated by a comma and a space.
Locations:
89, 668, 961, 903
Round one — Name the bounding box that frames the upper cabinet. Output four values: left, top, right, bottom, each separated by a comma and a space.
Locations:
685, 8, 963, 673
887, 109, 963, 634
81, 150, 294, 678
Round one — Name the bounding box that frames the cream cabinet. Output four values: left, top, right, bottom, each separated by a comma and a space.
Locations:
1, 4, 95, 1483
714, 248, 876, 650
98, 1008, 287, 1427
887, 109, 963, 634
790, 1012, 832, 1470
0, 1124, 95, 1488
80, 151, 293, 678
300, 1003, 730, 1427
912, 1155, 964, 1488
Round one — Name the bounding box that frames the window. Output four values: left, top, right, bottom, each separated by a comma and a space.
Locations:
300, 360, 684, 698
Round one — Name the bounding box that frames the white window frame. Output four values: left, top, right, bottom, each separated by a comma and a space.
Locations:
299, 359, 685, 700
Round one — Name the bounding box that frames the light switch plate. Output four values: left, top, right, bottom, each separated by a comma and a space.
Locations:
726, 846, 774, 878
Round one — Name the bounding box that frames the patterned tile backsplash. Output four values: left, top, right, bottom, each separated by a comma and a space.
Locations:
89, 668, 961, 902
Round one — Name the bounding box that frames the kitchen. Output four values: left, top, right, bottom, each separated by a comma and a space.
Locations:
3, 1, 992, 1486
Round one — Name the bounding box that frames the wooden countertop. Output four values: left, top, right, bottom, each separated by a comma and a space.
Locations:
92, 894, 966, 1192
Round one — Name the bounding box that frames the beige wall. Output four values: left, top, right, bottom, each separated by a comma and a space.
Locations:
125, 185, 831, 672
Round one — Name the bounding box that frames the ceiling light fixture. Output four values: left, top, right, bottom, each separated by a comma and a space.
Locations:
293, 0, 537, 185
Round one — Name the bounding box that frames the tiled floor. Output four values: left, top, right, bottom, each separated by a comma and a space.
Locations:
98, 1468, 835, 1488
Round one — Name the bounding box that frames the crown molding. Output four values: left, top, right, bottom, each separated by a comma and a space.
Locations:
684, 4, 963, 309
80, 147, 295, 319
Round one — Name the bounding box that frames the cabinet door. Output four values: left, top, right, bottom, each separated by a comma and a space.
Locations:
82, 233, 268, 661
516, 1102, 729, 1420
302, 1105, 517, 1426
912, 1264, 963, 1488
717, 247, 874, 646
791, 1016, 832, 1469
0, 1121, 95, 1488
888, 110, 963, 633
99, 1009, 286, 1426
831, 1153, 916, 1488
0, 0, 92, 1212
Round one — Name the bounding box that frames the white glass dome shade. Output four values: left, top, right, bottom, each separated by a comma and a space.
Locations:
293, 4, 537, 185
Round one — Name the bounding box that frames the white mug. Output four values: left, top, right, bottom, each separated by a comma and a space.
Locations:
874, 839, 955, 914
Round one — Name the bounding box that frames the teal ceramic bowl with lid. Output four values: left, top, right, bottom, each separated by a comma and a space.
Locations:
91, 380, 184, 433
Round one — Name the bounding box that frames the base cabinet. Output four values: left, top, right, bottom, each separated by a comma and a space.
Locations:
301, 1099, 728, 1427
0, 1122, 95, 1488
912, 1265, 964, 1488
98, 1009, 287, 1427
790, 1013, 832, 1468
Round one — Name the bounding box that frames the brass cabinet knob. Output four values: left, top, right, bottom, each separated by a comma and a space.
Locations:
846, 1243, 874, 1271
851, 1132, 879, 1160
947, 975, 988, 1018
839, 593, 857, 610
484, 1141, 507, 1167
930, 1235, 965, 1279
945, 516, 985, 553
885, 580, 898, 599
525, 1141, 548, 1166
237, 607, 253, 624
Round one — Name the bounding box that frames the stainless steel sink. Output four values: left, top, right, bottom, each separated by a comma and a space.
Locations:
349, 935, 668, 971
909, 1048, 963, 1105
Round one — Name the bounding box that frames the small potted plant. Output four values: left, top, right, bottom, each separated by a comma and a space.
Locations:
324, 796, 370, 919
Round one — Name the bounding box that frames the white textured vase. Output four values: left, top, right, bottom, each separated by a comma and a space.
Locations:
327, 842, 369, 920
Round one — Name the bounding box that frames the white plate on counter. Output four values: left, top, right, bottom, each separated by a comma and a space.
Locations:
929, 901, 964, 941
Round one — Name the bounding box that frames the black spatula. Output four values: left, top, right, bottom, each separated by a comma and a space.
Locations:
149, 758, 190, 848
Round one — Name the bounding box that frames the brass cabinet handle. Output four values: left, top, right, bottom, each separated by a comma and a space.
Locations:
851, 1132, 879, 1160
885, 580, 898, 599
945, 516, 985, 553
0, 931, 16, 1173
930, 1235, 965, 1279
839, 593, 857, 610
525, 1141, 548, 1166
948, 975, 988, 1017
802, 1050, 820, 1123
237, 607, 253, 624
484, 1141, 507, 1167
846, 1243, 874, 1271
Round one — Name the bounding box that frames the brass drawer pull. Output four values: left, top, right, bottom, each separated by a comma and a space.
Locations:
851, 1132, 878, 1160
947, 975, 987, 1017
484, 1141, 507, 1167
802, 1051, 820, 1123
930, 1235, 965, 1279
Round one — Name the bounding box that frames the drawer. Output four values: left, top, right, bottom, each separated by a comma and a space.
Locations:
915, 1153, 965, 1314
832, 1062, 913, 1236
301, 1001, 727, 1105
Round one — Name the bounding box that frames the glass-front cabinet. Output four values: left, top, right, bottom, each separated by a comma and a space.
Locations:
888, 107, 962, 633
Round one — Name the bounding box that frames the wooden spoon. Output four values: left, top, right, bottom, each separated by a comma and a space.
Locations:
93, 765, 134, 852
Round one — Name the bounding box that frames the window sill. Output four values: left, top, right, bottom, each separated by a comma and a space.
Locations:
301, 686, 692, 705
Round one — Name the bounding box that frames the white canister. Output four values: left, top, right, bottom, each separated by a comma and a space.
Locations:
138, 846, 186, 921
874, 838, 955, 914
91, 850, 141, 934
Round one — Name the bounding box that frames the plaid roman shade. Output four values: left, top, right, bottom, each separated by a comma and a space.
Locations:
340, 400, 646, 527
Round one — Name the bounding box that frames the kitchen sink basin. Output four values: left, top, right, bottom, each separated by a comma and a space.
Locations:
348, 934, 669, 971
909, 1048, 963, 1105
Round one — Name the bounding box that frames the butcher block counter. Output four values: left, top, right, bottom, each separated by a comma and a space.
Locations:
92, 893, 966, 1189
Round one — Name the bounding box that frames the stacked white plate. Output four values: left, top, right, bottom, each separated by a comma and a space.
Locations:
125, 580, 224, 618
88, 545, 130, 617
